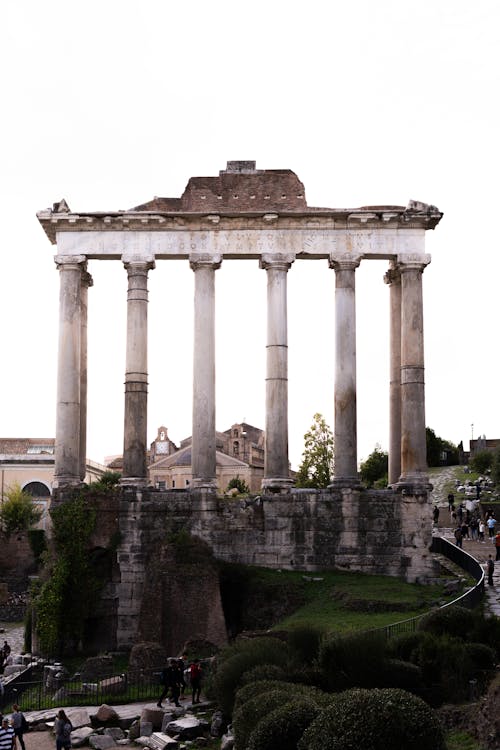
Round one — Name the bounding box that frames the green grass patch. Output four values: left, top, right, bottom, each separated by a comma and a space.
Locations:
446, 730, 486, 750
241, 567, 456, 633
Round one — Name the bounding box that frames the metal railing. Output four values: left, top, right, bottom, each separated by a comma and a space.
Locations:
378, 536, 485, 640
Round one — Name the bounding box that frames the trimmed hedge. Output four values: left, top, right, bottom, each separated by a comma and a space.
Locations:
298, 687, 446, 750
418, 604, 475, 638
233, 689, 292, 750
318, 629, 387, 691
247, 699, 320, 750
240, 663, 287, 685
212, 637, 290, 714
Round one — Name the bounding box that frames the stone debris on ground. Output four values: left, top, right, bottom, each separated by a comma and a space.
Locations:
13, 699, 216, 749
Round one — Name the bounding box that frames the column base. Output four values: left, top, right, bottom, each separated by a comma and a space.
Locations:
261, 477, 295, 493
120, 476, 149, 488
52, 475, 83, 490
192, 478, 218, 491
328, 476, 361, 490
394, 472, 432, 493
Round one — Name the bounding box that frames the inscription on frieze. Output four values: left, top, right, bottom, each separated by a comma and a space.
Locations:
56, 226, 426, 261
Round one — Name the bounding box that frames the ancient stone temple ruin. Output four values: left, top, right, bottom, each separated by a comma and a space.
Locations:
37, 162, 443, 651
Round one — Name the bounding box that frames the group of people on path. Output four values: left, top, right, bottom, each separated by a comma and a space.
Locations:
158, 654, 203, 708
445, 492, 500, 587
0, 703, 29, 750
0, 704, 72, 750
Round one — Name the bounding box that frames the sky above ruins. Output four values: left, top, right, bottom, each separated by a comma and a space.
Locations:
1, 0, 498, 469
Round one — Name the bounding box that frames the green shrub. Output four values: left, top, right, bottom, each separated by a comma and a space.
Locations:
287, 625, 326, 664
386, 631, 428, 662
379, 658, 423, 693
318, 629, 387, 691
418, 605, 475, 639
247, 699, 321, 750
240, 663, 287, 685
463, 642, 496, 670
212, 638, 290, 714
234, 679, 297, 711
0, 483, 42, 534
233, 689, 292, 749
298, 687, 446, 750
469, 613, 500, 658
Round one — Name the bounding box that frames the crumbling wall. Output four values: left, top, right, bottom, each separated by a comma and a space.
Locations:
113, 485, 433, 650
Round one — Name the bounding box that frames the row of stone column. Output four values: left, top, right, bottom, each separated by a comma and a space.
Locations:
53, 253, 429, 491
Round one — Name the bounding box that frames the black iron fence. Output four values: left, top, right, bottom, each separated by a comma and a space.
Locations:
2, 667, 164, 712
378, 536, 485, 640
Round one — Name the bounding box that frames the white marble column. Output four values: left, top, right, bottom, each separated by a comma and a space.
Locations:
79, 269, 93, 482
384, 264, 402, 486
398, 255, 431, 485
260, 253, 294, 491
190, 254, 222, 490
53, 255, 87, 488
329, 257, 361, 486
122, 260, 155, 484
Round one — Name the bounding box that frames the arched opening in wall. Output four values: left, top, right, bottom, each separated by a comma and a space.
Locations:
23, 481, 51, 498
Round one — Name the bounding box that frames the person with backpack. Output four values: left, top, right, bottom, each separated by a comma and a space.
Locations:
190, 658, 202, 704
55, 709, 72, 750
11, 704, 27, 750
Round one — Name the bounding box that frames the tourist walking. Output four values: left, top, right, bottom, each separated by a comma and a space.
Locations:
495, 531, 500, 561
487, 515, 497, 539
190, 659, 202, 704
55, 709, 72, 750
158, 659, 181, 707
447, 492, 454, 511
454, 526, 463, 549
486, 555, 495, 587
479, 519, 486, 542
11, 704, 26, 750
0, 717, 14, 750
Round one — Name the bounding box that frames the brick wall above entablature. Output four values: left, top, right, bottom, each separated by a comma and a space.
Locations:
37, 162, 442, 254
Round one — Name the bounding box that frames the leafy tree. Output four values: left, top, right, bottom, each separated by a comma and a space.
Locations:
360, 445, 388, 487
470, 450, 493, 475
426, 428, 459, 467
227, 476, 250, 494
295, 414, 334, 489
490, 448, 500, 486
0, 482, 42, 534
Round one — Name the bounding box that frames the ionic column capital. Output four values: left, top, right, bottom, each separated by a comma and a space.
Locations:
122, 259, 155, 274
54, 254, 87, 270
259, 253, 295, 271
397, 254, 431, 273
328, 255, 362, 271
189, 253, 222, 271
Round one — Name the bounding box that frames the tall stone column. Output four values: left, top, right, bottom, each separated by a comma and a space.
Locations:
398, 255, 431, 486
384, 265, 402, 486
260, 253, 294, 491
190, 254, 222, 490
79, 270, 93, 481
53, 255, 87, 489
329, 257, 361, 486
122, 260, 155, 484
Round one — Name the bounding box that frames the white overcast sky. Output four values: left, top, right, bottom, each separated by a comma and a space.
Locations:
1, 0, 498, 469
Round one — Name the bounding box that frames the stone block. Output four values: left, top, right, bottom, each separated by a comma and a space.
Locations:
89, 736, 117, 749
67, 708, 91, 729
104, 727, 126, 740
95, 704, 119, 723
70, 726, 94, 747
149, 732, 179, 748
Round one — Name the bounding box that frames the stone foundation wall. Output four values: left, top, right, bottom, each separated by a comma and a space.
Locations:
113, 485, 434, 650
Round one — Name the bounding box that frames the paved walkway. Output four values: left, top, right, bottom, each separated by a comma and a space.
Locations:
431, 466, 500, 616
